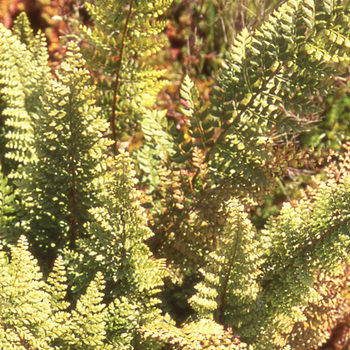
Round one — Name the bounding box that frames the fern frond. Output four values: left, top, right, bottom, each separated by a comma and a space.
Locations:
141, 318, 249, 350
172, 75, 216, 165
46, 255, 70, 312
254, 163, 350, 348
189, 198, 263, 338
0, 13, 49, 179
0, 236, 53, 349
69, 272, 111, 349
76, 152, 167, 293
18, 42, 111, 256
278, 266, 350, 349
66, 152, 167, 346
207, 0, 350, 193
0, 163, 15, 237
81, 0, 171, 157
0, 25, 36, 175
134, 108, 175, 190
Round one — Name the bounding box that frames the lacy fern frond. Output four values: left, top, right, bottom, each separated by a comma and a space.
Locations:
66, 152, 167, 347
45, 255, 70, 312
184, 142, 350, 349
189, 199, 263, 338
203, 0, 350, 193
79, 152, 167, 295
274, 266, 350, 349
0, 13, 49, 178
0, 236, 52, 349
134, 108, 175, 190
171, 75, 216, 165
0, 163, 15, 237
0, 236, 112, 349
18, 42, 111, 256
251, 155, 350, 348
69, 272, 111, 349
141, 318, 249, 350
82, 0, 172, 153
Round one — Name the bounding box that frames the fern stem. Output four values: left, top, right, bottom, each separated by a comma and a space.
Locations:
68, 91, 78, 250
218, 219, 241, 324
111, 0, 134, 154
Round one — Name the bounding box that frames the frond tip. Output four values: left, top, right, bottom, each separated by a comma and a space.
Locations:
141, 318, 249, 349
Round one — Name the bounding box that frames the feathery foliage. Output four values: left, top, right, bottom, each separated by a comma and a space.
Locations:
0, 164, 15, 237
16, 42, 111, 256
0, 236, 112, 349
142, 318, 249, 350
80, 0, 175, 191
81, 0, 172, 152
186, 144, 350, 349
175, 0, 350, 194
149, 0, 350, 283
0, 12, 49, 178
189, 199, 262, 333
66, 152, 167, 348
1, 0, 350, 349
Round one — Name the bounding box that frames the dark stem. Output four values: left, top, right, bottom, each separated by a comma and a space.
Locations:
218, 219, 241, 324
111, 0, 134, 154
68, 91, 78, 250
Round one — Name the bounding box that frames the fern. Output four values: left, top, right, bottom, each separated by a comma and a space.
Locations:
175, 0, 350, 195
1, 1, 350, 349
0, 236, 52, 349
66, 152, 167, 347
272, 266, 350, 349
69, 272, 111, 349
0, 236, 111, 349
149, 0, 350, 283
0, 163, 15, 239
173, 74, 215, 165
256, 165, 350, 348
189, 199, 263, 338
0, 13, 49, 179
141, 318, 249, 350
0, 235, 164, 349
16, 42, 111, 256
133, 108, 175, 191
81, 0, 172, 148
80, 0, 175, 193
186, 147, 350, 349
45, 256, 70, 312
43, 255, 72, 346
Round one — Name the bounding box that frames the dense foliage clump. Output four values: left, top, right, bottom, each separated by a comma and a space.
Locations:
1, 1, 350, 349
